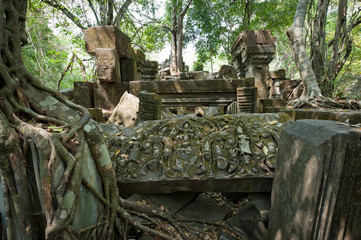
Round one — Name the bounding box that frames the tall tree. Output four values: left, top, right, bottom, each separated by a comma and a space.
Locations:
308, 0, 361, 96
164, 0, 193, 74
287, 0, 322, 103
187, 0, 253, 67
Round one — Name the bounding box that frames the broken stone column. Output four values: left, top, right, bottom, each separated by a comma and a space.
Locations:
269, 69, 286, 98
237, 87, 257, 113
268, 120, 361, 240
138, 91, 162, 121
231, 30, 276, 111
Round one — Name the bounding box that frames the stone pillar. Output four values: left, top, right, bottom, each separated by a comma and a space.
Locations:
231, 30, 276, 111
268, 120, 361, 240
237, 87, 257, 113
269, 69, 286, 98
138, 91, 162, 121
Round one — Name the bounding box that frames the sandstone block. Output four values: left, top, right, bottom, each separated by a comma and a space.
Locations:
84, 26, 132, 58
139, 91, 162, 121
108, 91, 139, 127
270, 69, 286, 79
268, 120, 361, 240
73, 82, 94, 108
93, 82, 130, 108
120, 58, 137, 82
88, 108, 103, 122
95, 48, 121, 82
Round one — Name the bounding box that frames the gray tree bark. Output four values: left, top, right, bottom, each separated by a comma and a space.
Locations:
287, 0, 322, 101
169, 0, 193, 75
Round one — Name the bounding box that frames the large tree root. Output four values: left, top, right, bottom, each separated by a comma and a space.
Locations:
1, 67, 231, 239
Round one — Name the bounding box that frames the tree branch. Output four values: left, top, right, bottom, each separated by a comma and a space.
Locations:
42, 0, 86, 29
113, 0, 133, 26
87, 0, 101, 26
180, 0, 193, 19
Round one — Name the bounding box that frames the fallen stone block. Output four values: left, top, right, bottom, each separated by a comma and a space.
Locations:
268, 120, 361, 240
108, 91, 139, 128
127, 192, 196, 215
176, 193, 228, 222
227, 202, 267, 240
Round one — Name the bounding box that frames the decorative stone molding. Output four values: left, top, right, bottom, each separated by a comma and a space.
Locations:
104, 113, 292, 193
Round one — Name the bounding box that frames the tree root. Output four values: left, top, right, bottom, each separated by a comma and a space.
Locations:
288, 94, 360, 110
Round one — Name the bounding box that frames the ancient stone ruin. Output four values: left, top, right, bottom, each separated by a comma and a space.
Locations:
231, 30, 276, 111
64, 26, 361, 239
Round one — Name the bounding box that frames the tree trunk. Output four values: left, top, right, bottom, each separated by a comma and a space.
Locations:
0, 0, 224, 239
287, 0, 322, 101
324, 0, 347, 95
310, 0, 329, 83
176, 15, 184, 73
169, 0, 192, 75
0, 0, 120, 238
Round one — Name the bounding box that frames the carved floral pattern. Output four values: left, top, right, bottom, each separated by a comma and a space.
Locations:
110, 113, 291, 181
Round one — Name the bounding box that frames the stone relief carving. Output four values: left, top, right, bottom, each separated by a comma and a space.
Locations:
105, 113, 291, 181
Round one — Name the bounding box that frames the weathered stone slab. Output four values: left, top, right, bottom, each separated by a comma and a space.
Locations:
84, 26, 132, 58
139, 91, 162, 121
268, 120, 361, 240
73, 82, 94, 108
130, 79, 255, 108
261, 98, 285, 113
176, 193, 228, 222
127, 192, 197, 215
104, 113, 292, 193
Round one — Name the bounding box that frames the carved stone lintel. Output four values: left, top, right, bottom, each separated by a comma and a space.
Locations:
104, 113, 292, 194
